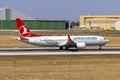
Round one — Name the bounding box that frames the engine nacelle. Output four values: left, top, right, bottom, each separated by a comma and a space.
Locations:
76, 42, 86, 49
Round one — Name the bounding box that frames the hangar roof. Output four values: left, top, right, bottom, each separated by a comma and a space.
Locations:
0, 7, 36, 20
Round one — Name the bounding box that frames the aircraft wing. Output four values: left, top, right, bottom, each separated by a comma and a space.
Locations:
58, 35, 86, 49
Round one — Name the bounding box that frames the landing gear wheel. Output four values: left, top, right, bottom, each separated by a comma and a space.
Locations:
65, 47, 69, 50
59, 47, 63, 50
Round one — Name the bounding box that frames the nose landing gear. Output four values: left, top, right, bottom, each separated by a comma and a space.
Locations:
99, 45, 102, 50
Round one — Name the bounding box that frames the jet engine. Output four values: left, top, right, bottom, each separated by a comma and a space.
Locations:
76, 42, 86, 49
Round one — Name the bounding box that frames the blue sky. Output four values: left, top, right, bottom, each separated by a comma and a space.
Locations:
0, 0, 120, 21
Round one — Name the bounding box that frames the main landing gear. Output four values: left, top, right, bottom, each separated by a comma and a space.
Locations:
59, 47, 69, 50
59, 47, 64, 50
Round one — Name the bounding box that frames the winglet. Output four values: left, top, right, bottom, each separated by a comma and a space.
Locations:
16, 18, 40, 37
68, 34, 72, 43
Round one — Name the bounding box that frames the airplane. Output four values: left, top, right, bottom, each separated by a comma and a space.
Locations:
16, 18, 109, 50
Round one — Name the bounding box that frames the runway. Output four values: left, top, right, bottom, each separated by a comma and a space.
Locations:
0, 47, 120, 55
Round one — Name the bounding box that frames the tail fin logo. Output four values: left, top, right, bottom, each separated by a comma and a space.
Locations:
16, 18, 40, 37
21, 25, 29, 34
19, 25, 31, 37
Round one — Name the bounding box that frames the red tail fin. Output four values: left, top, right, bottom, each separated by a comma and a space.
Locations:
16, 18, 39, 37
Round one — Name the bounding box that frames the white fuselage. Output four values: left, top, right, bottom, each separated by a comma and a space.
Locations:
20, 36, 109, 47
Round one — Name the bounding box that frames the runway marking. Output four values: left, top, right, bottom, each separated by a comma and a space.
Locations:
0, 47, 119, 56
0, 51, 120, 56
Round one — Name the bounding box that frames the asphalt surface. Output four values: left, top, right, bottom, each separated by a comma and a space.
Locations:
0, 47, 119, 55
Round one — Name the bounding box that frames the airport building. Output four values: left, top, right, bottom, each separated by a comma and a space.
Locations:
0, 7, 69, 30
80, 15, 120, 30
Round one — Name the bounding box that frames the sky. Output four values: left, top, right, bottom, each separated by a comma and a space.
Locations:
0, 0, 120, 21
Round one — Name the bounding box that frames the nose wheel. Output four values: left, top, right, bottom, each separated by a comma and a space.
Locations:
99, 45, 102, 50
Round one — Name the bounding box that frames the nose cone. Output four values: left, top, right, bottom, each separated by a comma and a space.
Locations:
105, 39, 109, 44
